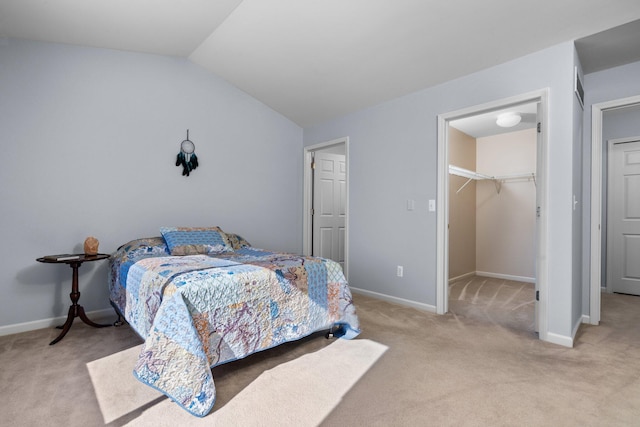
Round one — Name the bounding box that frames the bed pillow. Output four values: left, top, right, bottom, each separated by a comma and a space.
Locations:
116, 237, 169, 257
160, 226, 232, 256
226, 233, 251, 250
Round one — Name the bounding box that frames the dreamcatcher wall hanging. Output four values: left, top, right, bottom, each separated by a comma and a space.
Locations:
175, 130, 199, 176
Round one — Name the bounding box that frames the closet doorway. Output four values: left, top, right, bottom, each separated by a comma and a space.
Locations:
303, 137, 349, 278
448, 104, 538, 335
436, 90, 549, 341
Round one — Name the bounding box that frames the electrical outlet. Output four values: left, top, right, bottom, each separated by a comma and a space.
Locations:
397, 266, 404, 277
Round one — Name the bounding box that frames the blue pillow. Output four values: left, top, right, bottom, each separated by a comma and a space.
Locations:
160, 227, 232, 256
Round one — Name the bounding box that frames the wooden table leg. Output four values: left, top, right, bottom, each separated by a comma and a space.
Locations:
77, 305, 111, 328
50, 305, 75, 345
49, 261, 111, 345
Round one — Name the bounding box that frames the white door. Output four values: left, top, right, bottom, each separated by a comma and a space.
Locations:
607, 138, 640, 295
312, 152, 346, 269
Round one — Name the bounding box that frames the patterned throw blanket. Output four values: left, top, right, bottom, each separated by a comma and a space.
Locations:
122, 247, 359, 417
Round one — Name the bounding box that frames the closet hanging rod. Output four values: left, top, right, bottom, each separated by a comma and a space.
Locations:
494, 173, 537, 191
449, 165, 536, 194
449, 165, 494, 194
449, 165, 535, 182
494, 173, 536, 181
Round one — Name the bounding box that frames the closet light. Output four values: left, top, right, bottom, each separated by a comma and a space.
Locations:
496, 112, 521, 127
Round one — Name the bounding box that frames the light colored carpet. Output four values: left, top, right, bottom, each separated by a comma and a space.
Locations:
87, 338, 387, 426
87, 345, 161, 423
5, 285, 640, 426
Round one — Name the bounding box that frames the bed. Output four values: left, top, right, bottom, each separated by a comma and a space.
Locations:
108, 226, 360, 417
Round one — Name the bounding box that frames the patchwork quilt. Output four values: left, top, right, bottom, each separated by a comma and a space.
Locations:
109, 237, 359, 417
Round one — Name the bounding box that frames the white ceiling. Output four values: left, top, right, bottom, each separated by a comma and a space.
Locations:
2, 0, 640, 128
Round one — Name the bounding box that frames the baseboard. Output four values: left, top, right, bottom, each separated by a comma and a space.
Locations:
448, 271, 476, 283
540, 316, 584, 348
350, 285, 579, 348
350, 287, 437, 313
475, 271, 536, 284
449, 271, 535, 284
571, 315, 587, 343
0, 308, 115, 337
545, 331, 574, 348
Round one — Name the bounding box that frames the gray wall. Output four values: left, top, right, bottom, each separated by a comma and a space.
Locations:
304, 41, 578, 341
0, 39, 302, 329
603, 105, 640, 138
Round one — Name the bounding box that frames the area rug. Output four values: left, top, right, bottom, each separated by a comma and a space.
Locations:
87, 338, 387, 426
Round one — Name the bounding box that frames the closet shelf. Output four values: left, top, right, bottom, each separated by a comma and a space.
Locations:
448, 165, 493, 181
449, 165, 535, 194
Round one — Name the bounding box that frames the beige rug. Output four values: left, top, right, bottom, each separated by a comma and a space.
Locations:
87, 338, 387, 426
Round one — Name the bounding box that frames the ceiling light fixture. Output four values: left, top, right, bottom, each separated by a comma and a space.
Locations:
496, 112, 521, 127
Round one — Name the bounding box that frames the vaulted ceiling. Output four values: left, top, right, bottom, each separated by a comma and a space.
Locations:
2, 0, 640, 127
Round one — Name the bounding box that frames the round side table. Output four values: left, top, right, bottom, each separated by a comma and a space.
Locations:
36, 253, 112, 345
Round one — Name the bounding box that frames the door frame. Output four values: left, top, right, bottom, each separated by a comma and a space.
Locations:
303, 137, 350, 279
590, 95, 640, 324
436, 89, 549, 341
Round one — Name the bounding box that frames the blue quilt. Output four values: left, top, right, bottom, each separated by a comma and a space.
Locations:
109, 238, 359, 417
